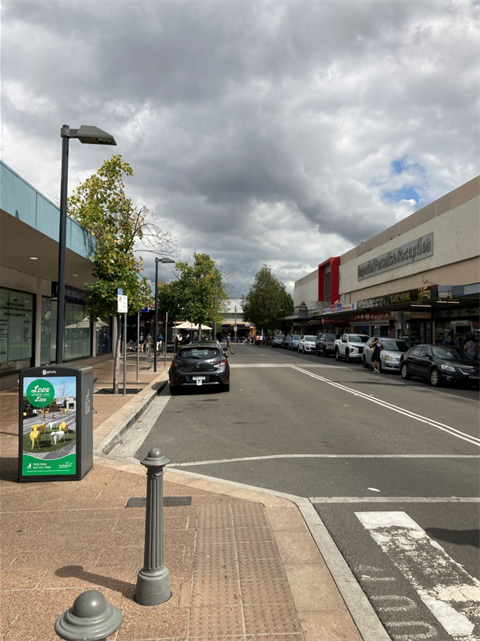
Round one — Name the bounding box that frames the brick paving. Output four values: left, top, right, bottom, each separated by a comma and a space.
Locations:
0, 356, 362, 641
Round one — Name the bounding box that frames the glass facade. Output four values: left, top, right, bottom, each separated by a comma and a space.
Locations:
0, 287, 34, 372
64, 301, 91, 360
96, 318, 111, 354
40, 298, 94, 364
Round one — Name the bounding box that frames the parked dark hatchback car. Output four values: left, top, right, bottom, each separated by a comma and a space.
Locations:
315, 333, 338, 357
169, 341, 230, 394
400, 344, 479, 388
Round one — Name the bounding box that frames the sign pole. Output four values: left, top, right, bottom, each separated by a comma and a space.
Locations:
164, 312, 168, 367
136, 313, 140, 383
123, 313, 127, 396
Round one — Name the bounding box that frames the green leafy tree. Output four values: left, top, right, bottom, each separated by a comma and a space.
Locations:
158, 253, 229, 335
241, 266, 293, 334
68, 154, 174, 393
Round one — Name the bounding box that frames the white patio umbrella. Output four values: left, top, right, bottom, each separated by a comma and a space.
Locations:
173, 321, 212, 331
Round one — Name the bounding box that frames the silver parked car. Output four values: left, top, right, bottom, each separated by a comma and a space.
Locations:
289, 334, 301, 351
298, 335, 317, 353
363, 337, 410, 372
271, 333, 285, 348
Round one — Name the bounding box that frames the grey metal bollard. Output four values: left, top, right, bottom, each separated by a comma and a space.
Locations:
55, 590, 123, 641
135, 447, 171, 606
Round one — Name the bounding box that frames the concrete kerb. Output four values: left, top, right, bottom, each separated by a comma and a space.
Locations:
93, 374, 169, 456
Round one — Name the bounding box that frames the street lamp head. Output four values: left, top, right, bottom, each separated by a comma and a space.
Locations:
64, 125, 116, 145
156, 258, 175, 264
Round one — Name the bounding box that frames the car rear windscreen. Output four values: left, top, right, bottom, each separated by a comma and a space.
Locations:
178, 348, 221, 359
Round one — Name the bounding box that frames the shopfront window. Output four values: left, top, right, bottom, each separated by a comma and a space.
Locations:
42, 299, 92, 363
405, 321, 432, 346
96, 318, 111, 354
0, 287, 34, 372
41, 296, 53, 365
64, 301, 91, 360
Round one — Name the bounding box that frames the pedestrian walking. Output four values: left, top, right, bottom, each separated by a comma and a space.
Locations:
370, 337, 382, 373
226, 333, 234, 354
464, 333, 479, 359
145, 333, 153, 357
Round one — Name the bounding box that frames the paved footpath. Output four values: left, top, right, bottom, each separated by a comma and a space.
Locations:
0, 356, 367, 641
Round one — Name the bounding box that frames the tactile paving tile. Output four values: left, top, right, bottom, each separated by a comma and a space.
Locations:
193, 542, 237, 559
188, 605, 244, 638
233, 508, 269, 529
230, 501, 265, 515
193, 560, 238, 582
234, 526, 275, 544
198, 512, 234, 529
236, 538, 280, 562
196, 527, 235, 546
238, 557, 286, 582
192, 579, 241, 606
243, 603, 302, 636
239, 579, 294, 605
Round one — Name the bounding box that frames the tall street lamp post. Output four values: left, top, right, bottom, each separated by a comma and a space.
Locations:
56, 125, 116, 364
154, 258, 175, 372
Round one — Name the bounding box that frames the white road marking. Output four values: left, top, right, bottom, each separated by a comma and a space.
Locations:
168, 453, 480, 467
292, 365, 480, 448
356, 511, 480, 640
310, 497, 480, 503
370, 594, 417, 612
387, 621, 438, 641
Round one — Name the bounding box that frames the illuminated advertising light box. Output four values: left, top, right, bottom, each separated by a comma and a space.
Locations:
18, 366, 93, 482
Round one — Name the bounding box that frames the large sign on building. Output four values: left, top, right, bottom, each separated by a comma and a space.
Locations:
357, 233, 434, 281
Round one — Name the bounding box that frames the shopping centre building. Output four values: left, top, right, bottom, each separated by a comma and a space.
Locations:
292, 175, 480, 346
0, 160, 113, 390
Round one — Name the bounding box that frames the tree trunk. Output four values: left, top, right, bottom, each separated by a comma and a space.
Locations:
113, 315, 121, 394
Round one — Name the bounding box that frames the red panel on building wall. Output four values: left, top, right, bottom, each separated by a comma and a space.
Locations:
318, 257, 340, 303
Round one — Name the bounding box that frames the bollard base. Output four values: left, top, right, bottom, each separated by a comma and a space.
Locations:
135, 565, 171, 606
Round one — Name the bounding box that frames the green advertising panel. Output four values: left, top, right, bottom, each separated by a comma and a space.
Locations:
22, 376, 77, 478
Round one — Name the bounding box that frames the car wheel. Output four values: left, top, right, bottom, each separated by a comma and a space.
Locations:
401, 363, 410, 379
335, 349, 340, 361
346, 349, 351, 363
223, 383, 230, 392
363, 356, 369, 368
324, 350, 328, 358
430, 368, 441, 387
169, 385, 179, 396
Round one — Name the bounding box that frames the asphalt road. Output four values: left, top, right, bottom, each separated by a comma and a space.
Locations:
135, 343, 480, 641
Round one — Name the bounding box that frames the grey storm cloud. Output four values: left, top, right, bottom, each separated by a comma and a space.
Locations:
2, 0, 478, 296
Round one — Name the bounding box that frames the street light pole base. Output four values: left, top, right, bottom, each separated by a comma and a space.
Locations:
135, 565, 171, 606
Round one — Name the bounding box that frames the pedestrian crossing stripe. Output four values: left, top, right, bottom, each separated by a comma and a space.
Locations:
356, 511, 480, 640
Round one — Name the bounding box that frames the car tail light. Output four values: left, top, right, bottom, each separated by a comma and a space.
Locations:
212, 359, 226, 366
171, 362, 178, 368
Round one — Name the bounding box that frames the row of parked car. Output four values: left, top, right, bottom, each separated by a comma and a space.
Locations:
271, 333, 480, 389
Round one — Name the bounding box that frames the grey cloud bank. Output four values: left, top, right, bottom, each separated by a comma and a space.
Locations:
2, 1, 478, 297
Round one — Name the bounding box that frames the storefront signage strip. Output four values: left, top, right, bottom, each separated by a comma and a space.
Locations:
357, 285, 437, 309
357, 233, 434, 281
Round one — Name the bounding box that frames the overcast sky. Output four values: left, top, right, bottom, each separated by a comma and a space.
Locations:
2, 1, 478, 297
